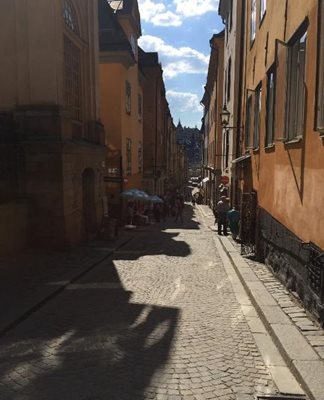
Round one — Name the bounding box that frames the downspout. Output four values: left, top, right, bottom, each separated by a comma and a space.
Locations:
154, 75, 158, 194
236, 0, 246, 159
213, 47, 219, 208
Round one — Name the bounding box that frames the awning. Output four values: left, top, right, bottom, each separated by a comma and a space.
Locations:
231, 154, 251, 164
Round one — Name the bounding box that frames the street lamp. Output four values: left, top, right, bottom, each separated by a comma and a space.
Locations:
220, 104, 230, 127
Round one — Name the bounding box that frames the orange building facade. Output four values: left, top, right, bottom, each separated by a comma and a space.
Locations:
240, 0, 324, 320
99, 0, 144, 215
201, 32, 225, 209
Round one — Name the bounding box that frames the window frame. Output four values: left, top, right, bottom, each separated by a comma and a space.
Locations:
125, 80, 131, 115
315, 0, 324, 134
138, 93, 142, 121
250, 0, 257, 45
259, 0, 267, 24
126, 138, 132, 176
285, 26, 307, 142
253, 83, 262, 150
265, 65, 275, 147
245, 95, 253, 150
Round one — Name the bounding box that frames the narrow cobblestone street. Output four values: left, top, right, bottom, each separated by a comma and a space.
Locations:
0, 206, 290, 400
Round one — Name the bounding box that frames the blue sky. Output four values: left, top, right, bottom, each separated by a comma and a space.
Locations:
138, 0, 224, 128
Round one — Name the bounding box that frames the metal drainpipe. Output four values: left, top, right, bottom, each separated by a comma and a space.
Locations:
154, 76, 158, 194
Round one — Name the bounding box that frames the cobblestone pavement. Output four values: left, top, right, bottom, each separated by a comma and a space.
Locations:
0, 206, 279, 400
198, 203, 324, 360
230, 239, 324, 360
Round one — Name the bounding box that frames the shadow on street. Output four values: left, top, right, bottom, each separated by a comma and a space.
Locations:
0, 259, 180, 400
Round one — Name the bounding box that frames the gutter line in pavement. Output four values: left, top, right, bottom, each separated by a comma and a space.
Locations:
217, 235, 324, 400
0, 235, 135, 339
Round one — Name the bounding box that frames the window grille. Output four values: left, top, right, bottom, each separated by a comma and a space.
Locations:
138, 141, 142, 173
64, 35, 82, 121
126, 138, 132, 176
316, 0, 324, 132
265, 66, 275, 146
254, 83, 262, 149
126, 81, 131, 115
63, 0, 80, 35
245, 96, 253, 149
227, 58, 232, 102
138, 94, 142, 121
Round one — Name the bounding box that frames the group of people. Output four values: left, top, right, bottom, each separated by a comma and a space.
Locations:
214, 196, 240, 239
126, 191, 185, 226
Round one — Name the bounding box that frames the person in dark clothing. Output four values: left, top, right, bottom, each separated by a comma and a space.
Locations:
216, 196, 230, 235
227, 206, 240, 240
174, 195, 184, 223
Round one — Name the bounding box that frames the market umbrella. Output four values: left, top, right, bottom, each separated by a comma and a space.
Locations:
149, 195, 163, 203
120, 188, 150, 201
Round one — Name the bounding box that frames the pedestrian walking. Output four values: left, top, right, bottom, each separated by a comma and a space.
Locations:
216, 196, 230, 235
174, 195, 184, 223
227, 205, 240, 240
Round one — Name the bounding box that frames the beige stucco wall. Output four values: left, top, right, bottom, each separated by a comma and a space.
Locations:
0, 0, 100, 122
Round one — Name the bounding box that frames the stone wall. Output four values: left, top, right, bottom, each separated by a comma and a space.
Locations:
258, 207, 324, 324
0, 201, 28, 255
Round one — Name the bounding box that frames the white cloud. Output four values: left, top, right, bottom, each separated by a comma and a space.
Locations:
139, 35, 208, 78
139, 35, 209, 62
138, 0, 181, 26
166, 90, 203, 113
163, 60, 207, 79
138, 0, 219, 27
174, 0, 218, 17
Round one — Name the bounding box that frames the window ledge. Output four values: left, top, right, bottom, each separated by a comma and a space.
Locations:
284, 137, 303, 145
259, 11, 266, 27
253, 147, 260, 153
265, 143, 275, 150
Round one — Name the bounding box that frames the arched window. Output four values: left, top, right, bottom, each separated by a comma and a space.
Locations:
63, 0, 82, 122
63, 0, 80, 35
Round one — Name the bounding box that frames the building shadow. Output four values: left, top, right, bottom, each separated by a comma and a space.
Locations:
0, 261, 179, 400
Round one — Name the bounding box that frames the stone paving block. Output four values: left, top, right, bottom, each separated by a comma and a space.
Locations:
245, 317, 267, 334
293, 360, 324, 400
259, 305, 292, 324
268, 365, 304, 395
271, 323, 319, 361
249, 289, 278, 306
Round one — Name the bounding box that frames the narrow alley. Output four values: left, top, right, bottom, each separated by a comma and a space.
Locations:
0, 205, 318, 400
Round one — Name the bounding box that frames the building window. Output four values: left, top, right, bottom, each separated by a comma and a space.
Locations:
138, 141, 142, 173
228, 0, 233, 31
250, 0, 256, 43
63, 0, 80, 36
64, 35, 82, 121
316, 0, 324, 133
126, 138, 132, 176
260, 0, 266, 22
223, 129, 229, 169
254, 83, 262, 149
138, 94, 142, 121
125, 80, 131, 115
245, 96, 253, 149
266, 66, 275, 146
227, 57, 232, 102
286, 29, 307, 141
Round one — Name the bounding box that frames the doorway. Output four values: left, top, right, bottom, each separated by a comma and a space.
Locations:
82, 168, 96, 242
